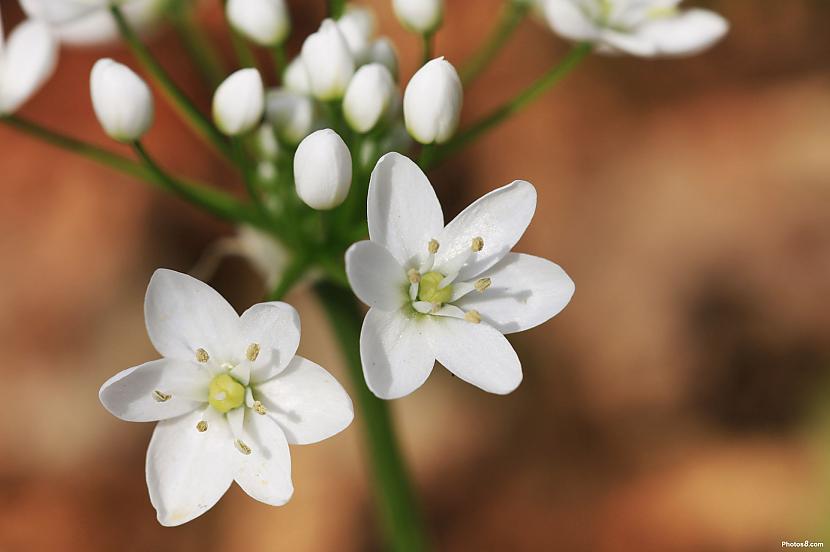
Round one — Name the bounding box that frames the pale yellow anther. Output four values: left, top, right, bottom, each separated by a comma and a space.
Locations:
195, 348, 209, 363
153, 390, 171, 402
253, 401, 267, 415
196, 420, 208, 432
465, 310, 482, 324
475, 278, 491, 292
246, 343, 260, 362
235, 439, 252, 455
471, 237, 484, 252
407, 268, 421, 284
428, 239, 440, 254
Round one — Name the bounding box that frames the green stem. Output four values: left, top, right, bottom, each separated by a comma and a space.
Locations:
460, 1, 530, 84
422, 31, 435, 64
430, 42, 591, 169
314, 282, 428, 552
110, 6, 233, 161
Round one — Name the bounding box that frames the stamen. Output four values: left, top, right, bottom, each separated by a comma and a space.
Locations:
246, 343, 260, 362
253, 401, 267, 415
407, 268, 421, 284
471, 237, 484, 252
475, 278, 491, 292
235, 439, 252, 455
196, 420, 208, 432
195, 348, 209, 363
152, 390, 171, 402
465, 310, 482, 324
428, 239, 440, 254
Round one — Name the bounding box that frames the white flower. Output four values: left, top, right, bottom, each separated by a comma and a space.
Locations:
226, 0, 290, 47
0, 12, 58, 114
300, 18, 355, 101
336, 4, 375, 63
293, 129, 352, 210
343, 63, 396, 133
265, 88, 318, 145
367, 37, 399, 81
392, 0, 443, 34
99, 269, 353, 526
212, 68, 265, 136
403, 57, 462, 145
345, 153, 574, 399
282, 56, 311, 94
90, 58, 154, 141
542, 0, 728, 57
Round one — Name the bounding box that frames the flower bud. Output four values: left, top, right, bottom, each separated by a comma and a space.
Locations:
403, 56, 462, 144
367, 37, 399, 80
265, 88, 318, 145
90, 58, 154, 141
283, 56, 311, 94
300, 19, 355, 101
343, 63, 396, 133
336, 5, 375, 62
293, 129, 352, 210
212, 68, 264, 136
392, 0, 443, 34
226, 0, 290, 47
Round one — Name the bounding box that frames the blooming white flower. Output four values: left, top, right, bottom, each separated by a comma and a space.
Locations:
99, 269, 353, 526
293, 129, 352, 210
392, 0, 443, 34
300, 18, 355, 101
343, 63, 396, 133
265, 88, 318, 145
90, 58, 154, 142
212, 68, 265, 136
345, 153, 574, 399
542, 0, 728, 57
0, 11, 58, 114
403, 57, 462, 145
336, 4, 375, 63
367, 37, 399, 81
226, 0, 290, 47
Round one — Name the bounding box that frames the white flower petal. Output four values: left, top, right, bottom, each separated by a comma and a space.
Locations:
99, 358, 209, 422
368, 153, 444, 268
144, 269, 241, 362
435, 180, 536, 281
0, 19, 58, 114
360, 307, 434, 399
234, 412, 293, 506
456, 253, 574, 334
543, 0, 599, 42
426, 316, 522, 394
255, 356, 353, 444
639, 9, 729, 57
239, 301, 301, 383
345, 240, 408, 310
147, 409, 237, 526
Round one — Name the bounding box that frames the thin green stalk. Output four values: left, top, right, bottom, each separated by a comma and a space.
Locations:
460, 1, 531, 84
314, 281, 428, 552
1, 115, 258, 226
422, 31, 435, 64
110, 6, 233, 161
430, 42, 592, 169
168, 6, 225, 88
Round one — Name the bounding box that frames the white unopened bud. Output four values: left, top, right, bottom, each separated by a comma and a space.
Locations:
300, 19, 355, 101
367, 37, 399, 81
293, 129, 352, 210
336, 5, 375, 63
212, 68, 264, 136
226, 0, 290, 46
403, 57, 462, 144
90, 58, 154, 142
343, 63, 396, 133
265, 89, 318, 145
392, 0, 443, 34
283, 57, 311, 94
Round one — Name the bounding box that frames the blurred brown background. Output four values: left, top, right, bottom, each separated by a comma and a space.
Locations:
1, 0, 829, 550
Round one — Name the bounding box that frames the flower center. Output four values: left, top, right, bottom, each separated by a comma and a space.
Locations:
417, 271, 453, 305
208, 373, 246, 413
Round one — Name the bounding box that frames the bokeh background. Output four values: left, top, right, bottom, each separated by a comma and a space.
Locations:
1, 0, 829, 550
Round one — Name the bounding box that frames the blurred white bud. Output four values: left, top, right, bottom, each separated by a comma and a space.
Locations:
226, 0, 290, 47
336, 4, 375, 62
294, 129, 352, 210
343, 63, 396, 133
283, 56, 311, 94
212, 68, 264, 136
367, 37, 399, 80
265, 88, 318, 145
403, 56, 462, 144
90, 58, 154, 141
255, 123, 281, 161
392, 0, 443, 34
300, 19, 355, 101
